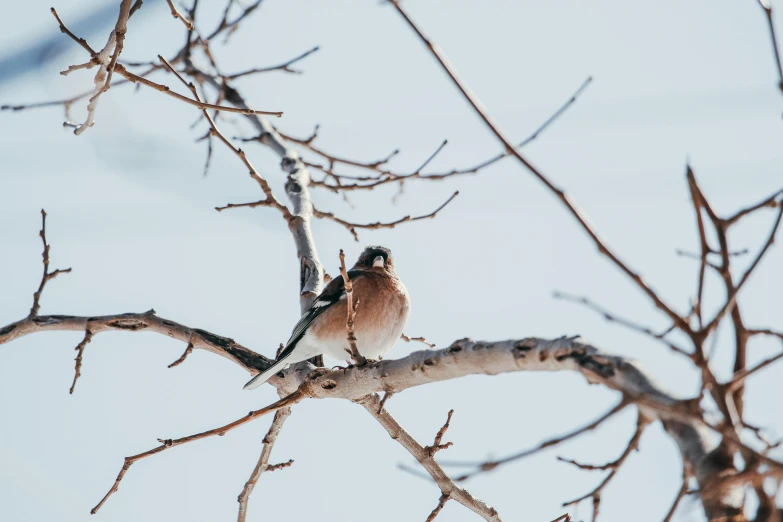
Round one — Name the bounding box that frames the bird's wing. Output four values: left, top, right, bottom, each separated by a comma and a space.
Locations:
276, 269, 363, 361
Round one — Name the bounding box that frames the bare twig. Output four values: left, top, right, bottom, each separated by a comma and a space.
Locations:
168, 339, 194, 368
386, 0, 690, 335
312, 191, 459, 241
553, 292, 690, 357
30, 210, 72, 317
357, 394, 501, 521
166, 0, 194, 30
663, 467, 690, 522
50, 10, 282, 118
561, 412, 650, 520
275, 76, 591, 194
426, 493, 450, 522
227, 46, 320, 78
378, 390, 394, 414
755, 0, 783, 98
703, 199, 783, 335
91, 389, 304, 514
445, 401, 628, 482
426, 409, 455, 457
725, 348, 783, 393
237, 408, 293, 522
338, 249, 365, 364
69, 328, 94, 394
158, 56, 293, 222
402, 333, 436, 349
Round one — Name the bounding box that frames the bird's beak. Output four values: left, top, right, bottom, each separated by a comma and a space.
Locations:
373, 256, 385, 268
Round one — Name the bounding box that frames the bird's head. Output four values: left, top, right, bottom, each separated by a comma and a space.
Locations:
353, 245, 395, 273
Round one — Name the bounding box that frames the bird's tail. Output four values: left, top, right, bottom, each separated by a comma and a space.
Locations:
243, 355, 291, 390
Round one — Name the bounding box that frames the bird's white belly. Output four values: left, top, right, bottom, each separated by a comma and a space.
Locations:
296, 302, 409, 362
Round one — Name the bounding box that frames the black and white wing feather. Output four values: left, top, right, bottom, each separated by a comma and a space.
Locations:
277, 270, 361, 360
243, 269, 364, 390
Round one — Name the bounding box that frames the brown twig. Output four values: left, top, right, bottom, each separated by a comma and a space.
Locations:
663, 466, 691, 522
553, 292, 690, 357
378, 390, 394, 414
69, 328, 94, 394
166, 0, 194, 30
560, 412, 650, 520
725, 348, 783, 393
49, 10, 282, 118
386, 0, 690, 337
426, 410, 455, 457
204, 0, 263, 43
702, 198, 783, 336
237, 408, 293, 522
227, 46, 320, 78
168, 340, 194, 368
275, 76, 591, 194
30, 210, 72, 317
755, 0, 783, 98
312, 191, 459, 241
91, 389, 305, 514
426, 493, 450, 522
338, 250, 365, 364
443, 401, 628, 482
357, 394, 501, 521
158, 56, 293, 222
402, 333, 436, 349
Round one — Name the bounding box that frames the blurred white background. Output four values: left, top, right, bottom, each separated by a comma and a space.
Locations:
1, 1, 782, 521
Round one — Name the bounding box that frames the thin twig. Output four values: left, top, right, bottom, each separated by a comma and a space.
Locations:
158, 56, 293, 222
561, 412, 650, 520
228, 46, 320, 78
338, 250, 365, 364
275, 76, 591, 194
444, 401, 628, 482
166, 0, 194, 30
237, 408, 293, 522
30, 210, 72, 317
386, 0, 691, 336
69, 329, 94, 394
725, 349, 783, 393
49, 10, 282, 117
313, 191, 459, 241
378, 390, 394, 414
663, 466, 690, 522
168, 340, 194, 368
357, 394, 501, 521
755, 0, 783, 99
553, 292, 690, 357
426, 410, 455, 457
425, 493, 450, 522
402, 333, 436, 349
91, 389, 305, 514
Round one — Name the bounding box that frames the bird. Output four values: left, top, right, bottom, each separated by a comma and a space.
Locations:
243, 246, 410, 390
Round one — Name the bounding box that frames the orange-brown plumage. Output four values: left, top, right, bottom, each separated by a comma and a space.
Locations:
244, 246, 410, 390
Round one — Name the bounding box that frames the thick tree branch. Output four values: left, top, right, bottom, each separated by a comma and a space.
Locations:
0, 311, 272, 374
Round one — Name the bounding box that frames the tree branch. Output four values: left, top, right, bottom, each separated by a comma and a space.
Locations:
357, 394, 501, 522
385, 0, 690, 335
236, 408, 293, 522
29, 209, 72, 317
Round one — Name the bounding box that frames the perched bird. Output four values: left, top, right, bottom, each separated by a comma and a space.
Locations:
244, 246, 410, 390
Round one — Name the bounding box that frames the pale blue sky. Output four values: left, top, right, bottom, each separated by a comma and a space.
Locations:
1, 1, 782, 521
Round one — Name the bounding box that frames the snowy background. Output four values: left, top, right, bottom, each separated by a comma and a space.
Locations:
1, 1, 782, 521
